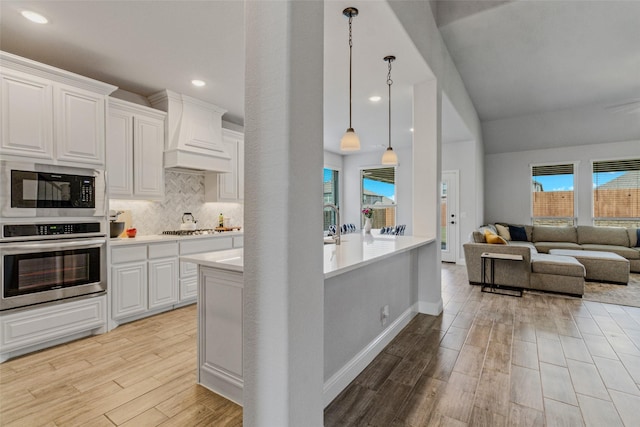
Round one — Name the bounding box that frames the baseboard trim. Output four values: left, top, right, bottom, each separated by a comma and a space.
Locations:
418, 299, 443, 316
322, 303, 418, 407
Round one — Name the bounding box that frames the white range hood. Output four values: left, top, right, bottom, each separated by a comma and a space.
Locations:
148, 89, 232, 173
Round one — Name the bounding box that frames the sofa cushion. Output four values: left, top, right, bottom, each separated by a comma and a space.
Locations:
531, 253, 585, 277
533, 226, 578, 243
496, 224, 511, 240
509, 225, 528, 241
472, 231, 486, 243
577, 226, 629, 247
629, 228, 640, 247
580, 244, 640, 260
508, 241, 538, 253
485, 230, 507, 245
534, 242, 582, 253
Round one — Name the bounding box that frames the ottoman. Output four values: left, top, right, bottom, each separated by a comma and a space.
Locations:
548, 249, 630, 284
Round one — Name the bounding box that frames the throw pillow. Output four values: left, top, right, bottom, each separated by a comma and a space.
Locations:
484, 229, 507, 245
508, 225, 528, 242
637, 229, 640, 247
496, 224, 511, 241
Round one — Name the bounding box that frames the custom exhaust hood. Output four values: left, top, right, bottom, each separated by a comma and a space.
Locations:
148, 89, 232, 173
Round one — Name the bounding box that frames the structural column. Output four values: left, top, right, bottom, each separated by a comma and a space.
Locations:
243, 1, 325, 426
413, 79, 443, 315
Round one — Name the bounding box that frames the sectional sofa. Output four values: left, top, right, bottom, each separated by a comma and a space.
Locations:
463, 224, 640, 296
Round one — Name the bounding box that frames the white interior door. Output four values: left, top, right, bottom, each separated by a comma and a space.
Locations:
441, 170, 459, 263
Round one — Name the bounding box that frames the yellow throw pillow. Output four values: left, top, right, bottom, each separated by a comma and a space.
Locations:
484, 229, 508, 245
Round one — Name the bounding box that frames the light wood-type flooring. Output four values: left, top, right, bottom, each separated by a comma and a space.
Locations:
2, 264, 639, 426
325, 264, 640, 426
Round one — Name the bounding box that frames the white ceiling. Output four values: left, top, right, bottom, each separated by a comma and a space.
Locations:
0, 0, 435, 155
436, 0, 640, 122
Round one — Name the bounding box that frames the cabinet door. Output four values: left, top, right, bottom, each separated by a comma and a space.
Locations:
218, 138, 238, 200
112, 262, 147, 319
148, 258, 178, 310
55, 84, 105, 165
133, 115, 164, 199
0, 70, 54, 159
106, 107, 134, 197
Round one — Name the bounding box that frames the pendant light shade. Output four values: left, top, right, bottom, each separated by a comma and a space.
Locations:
382, 55, 398, 166
341, 7, 360, 152
381, 147, 398, 165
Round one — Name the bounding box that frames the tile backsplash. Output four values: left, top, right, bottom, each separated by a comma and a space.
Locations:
110, 170, 243, 235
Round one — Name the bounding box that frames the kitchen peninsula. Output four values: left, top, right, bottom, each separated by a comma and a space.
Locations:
182, 233, 435, 406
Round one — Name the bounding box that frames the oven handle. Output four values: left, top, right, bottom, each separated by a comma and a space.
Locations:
2, 238, 106, 251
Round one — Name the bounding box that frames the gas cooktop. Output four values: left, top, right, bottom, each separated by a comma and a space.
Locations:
161, 229, 222, 236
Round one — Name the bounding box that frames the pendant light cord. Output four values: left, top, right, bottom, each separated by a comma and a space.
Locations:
387, 59, 393, 149
348, 14, 353, 128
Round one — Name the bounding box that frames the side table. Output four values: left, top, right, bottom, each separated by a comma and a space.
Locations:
481, 252, 524, 297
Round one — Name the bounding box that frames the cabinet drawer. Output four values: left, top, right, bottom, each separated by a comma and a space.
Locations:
180, 237, 232, 255
233, 236, 244, 248
112, 245, 147, 264
0, 295, 106, 352
180, 276, 198, 301
180, 261, 198, 278
148, 242, 178, 259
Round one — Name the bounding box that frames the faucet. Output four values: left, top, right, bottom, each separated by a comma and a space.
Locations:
324, 203, 340, 245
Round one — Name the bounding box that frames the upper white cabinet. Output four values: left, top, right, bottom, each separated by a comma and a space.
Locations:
107, 98, 165, 200
0, 51, 116, 166
205, 129, 244, 202
0, 70, 54, 159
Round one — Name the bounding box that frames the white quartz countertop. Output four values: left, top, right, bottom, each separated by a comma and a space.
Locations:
109, 230, 243, 246
181, 233, 435, 278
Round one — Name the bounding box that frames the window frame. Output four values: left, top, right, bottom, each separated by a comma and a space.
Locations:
360, 165, 397, 229
530, 161, 579, 226
591, 156, 640, 228
323, 166, 341, 232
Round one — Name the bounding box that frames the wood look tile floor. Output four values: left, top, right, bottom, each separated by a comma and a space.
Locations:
325, 264, 640, 426
2, 264, 639, 426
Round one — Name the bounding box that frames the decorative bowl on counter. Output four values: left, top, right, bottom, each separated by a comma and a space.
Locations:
126, 228, 137, 238
110, 221, 125, 238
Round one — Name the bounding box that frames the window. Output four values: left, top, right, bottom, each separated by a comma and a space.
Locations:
323, 168, 339, 231
361, 167, 396, 228
531, 163, 576, 226
593, 158, 640, 227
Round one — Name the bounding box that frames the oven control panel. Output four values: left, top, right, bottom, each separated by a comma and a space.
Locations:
3, 222, 101, 238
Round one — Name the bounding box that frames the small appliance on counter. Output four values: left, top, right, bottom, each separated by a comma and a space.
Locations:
109, 210, 125, 238
180, 213, 198, 231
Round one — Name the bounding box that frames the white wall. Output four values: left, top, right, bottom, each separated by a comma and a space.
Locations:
485, 140, 640, 226
342, 146, 413, 233
483, 103, 640, 155
442, 140, 478, 261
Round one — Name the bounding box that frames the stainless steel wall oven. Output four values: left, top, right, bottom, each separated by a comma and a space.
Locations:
0, 222, 106, 311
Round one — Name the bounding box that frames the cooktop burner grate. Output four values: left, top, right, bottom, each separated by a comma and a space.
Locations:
161, 229, 221, 236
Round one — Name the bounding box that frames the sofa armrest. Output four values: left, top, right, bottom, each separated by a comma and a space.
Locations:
463, 243, 532, 287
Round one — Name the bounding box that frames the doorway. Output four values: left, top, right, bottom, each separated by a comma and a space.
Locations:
441, 170, 459, 263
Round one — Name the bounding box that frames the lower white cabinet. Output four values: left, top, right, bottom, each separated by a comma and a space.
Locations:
111, 261, 147, 319
111, 242, 178, 322
0, 295, 106, 362
198, 266, 244, 404
149, 258, 179, 309
110, 236, 236, 325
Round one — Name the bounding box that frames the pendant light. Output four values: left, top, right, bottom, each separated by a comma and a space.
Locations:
381, 55, 398, 165
340, 7, 360, 151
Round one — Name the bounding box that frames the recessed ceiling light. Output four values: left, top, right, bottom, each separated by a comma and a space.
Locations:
191, 79, 206, 87
21, 10, 48, 24
369, 96, 381, 102
410, 128, 414, 132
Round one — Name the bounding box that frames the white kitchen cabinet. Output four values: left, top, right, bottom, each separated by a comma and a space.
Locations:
198, 266, 244, 404
111, 261, 147, 319
148, 258, 179, 310
0, 51, 116, 166
55, 84, 106, 165
204, 129, 244, 202
0, 69, 54, 160
0, 294, 106, 363
107, 98, 165, 200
